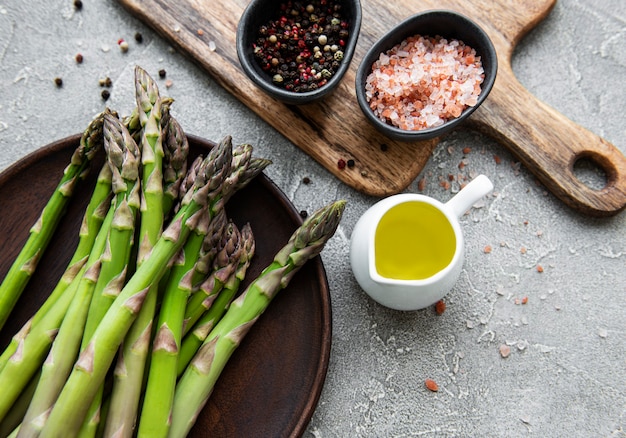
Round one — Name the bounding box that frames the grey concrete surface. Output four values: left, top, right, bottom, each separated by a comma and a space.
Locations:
1, 0, 624, 436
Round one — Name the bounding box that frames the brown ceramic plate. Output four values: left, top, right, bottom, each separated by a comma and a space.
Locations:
0, 134, 331, 437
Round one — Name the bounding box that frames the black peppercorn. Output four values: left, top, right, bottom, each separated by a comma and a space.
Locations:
54, 77, 63, 87
158, 69, 167, 78
101, 89, 111, 100
74, 0, 83, 10
251, 0, 350, 93
134, 32, 143, 43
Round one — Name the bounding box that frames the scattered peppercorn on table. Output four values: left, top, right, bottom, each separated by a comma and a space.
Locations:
0, 0, 625, 437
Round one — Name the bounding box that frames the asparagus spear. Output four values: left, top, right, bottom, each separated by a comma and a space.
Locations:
183, 221, 243, 333
186, 208, 225, 291
135, 212, 228, 438
39, 136, 233, 438
0, 206, 113, 423
233, 157, 273, 195
103, 65, 168, 437
34, 161, 113, 326
0, 113, 104, 331
82, 114, 142, 344
0, 371, 39, 437
17, 246, 104, 438
0, 117, 115, 419
177, 147, 269, 347
0, 160, 111, 375
177, 222, 255, 376
135, 64, 165, 263
18, 114, 141, 438
0, 316, 32, 375
137, 141, 267, 435
124, 96, 173, 145
162, 114, 189, 217
169, 200, 346, 438
181, 145, 268, 332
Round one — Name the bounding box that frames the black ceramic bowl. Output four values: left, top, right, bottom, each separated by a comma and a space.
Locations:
237, 0, 362, 105
356, 10, 498, 141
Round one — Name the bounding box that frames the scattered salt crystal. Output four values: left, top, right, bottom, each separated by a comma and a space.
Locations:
598, 328, 608, 338
499, 344, 511, 358
208, 41, 216, 52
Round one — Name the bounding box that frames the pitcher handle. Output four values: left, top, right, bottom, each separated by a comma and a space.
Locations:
446, 174, 494, 218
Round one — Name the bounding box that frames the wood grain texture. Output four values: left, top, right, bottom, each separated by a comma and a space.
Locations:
118, 0, 626, 216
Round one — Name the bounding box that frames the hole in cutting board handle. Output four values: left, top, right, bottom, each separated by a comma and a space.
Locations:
572, 151, 615, 192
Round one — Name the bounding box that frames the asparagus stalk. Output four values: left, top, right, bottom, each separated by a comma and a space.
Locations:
161, 115, 189, 217
183, 221, 243, 334
103, 65, 167, 437
233, 157, 273, 195
181, 145, 268, 334
17, 247, 104, 438
136, 142, 267, 437
39, 136, 233, 438
0, 317, 33, 375
135, 211, 227, 438
82, 114, 142, 346
124, 96, 173, 146
176, 149, 268, 359
0, 270, 83, 423
187, 208, 225, 291
18, 114, 142, 438
34, 162, 113, 326
106, 137, 249, 437
135, 64, 165, 264
0, 204, 114, 423
169, 200, 346, 438
177, 222, 255, 376
0, 161, 111, 375
0, 371, 39, 437
0, 113, 104, 331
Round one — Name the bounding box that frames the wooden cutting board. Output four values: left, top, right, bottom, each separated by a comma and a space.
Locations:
118, 0, 626, 217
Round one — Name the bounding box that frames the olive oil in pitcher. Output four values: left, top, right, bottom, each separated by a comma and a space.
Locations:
374, 201, 456, 281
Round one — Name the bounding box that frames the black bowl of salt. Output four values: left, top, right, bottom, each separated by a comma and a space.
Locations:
355, 10, 498, 141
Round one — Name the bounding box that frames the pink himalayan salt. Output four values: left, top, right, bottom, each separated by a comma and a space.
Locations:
365, 34, 485, 131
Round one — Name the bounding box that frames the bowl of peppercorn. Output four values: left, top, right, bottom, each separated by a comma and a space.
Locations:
237, 0, 362, 105
355, 10, 497, 141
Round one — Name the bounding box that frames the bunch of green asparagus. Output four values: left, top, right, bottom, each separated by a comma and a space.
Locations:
0, 65, 346, 438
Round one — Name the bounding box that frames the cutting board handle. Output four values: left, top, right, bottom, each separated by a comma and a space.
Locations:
471, 65, 626, 217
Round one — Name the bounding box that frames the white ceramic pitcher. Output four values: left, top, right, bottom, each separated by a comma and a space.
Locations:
350, 174, 494, 311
